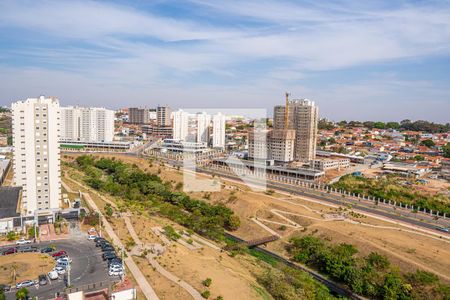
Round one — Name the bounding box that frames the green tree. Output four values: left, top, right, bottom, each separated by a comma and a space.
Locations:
373, 122, 386, 129
104, 203, 113, 217
420, 139, 435, 148
6, 231, 16, 241
414, 155, 425, 161
0, 289, 5, 300
381, 272, 412, 300
386, 122, 400, 129
15, 287, 28, 300
442, 142, 450, 158
202, 278, 212, 287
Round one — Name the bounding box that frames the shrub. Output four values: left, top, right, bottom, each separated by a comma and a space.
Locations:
200, 290, 210, 299
202, 278, 212, 287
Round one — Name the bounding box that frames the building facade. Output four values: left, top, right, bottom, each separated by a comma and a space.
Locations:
129, 107, 149, 124
60, 106, 114, 142
268, 129, 296, 162
157, 106, 172, 127
212, 113, 226, 149
173, 110, 189, 141
274, 99, 318, 162
196, 112, 211, 143
12, 96, 61, 215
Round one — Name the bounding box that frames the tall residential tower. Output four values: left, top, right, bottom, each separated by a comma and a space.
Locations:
11, 96, 61, 215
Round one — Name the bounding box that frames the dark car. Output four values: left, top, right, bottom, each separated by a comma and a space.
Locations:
0, 284, 11, 292
99, 242, 112, 249
40, 246, 54, 253
52, 250, 67, 258
94, 237, 106, 243
103, 252, 117, 261
96, 240, 110, 246
18, 246, 38, 253
108, 258, 123, 266
2, 247, 17, 255
102, 246, 115, 253
38, 274, 48, 286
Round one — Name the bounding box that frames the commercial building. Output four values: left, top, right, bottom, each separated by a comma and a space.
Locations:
310, 157, 350, 171
274, 98, 319, 162
12, 96, 61, 215
129, 107, 150, 124
161, 139, 208, 154
212, 112, 226, 149
60, 106, 114, 142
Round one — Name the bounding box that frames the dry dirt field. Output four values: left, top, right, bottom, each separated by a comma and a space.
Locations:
0, 253, 55, 284
64, 153, 450, 283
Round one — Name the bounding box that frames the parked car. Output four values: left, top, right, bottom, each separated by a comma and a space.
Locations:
109, 265, 123, 272
88, 235, 97, 240
18, 246, 38, 253
54, 266, 66, 275
38, 274, 48, 286
103, 252, 117, 261
52, 250, 67, 258
94, 237, 105, 243
101, 246, 115, 252
108, 270, 123, 276
40, 246, 55, 253
96, 240, 109, 247
0, 284, 11, 292
16, 280, 34, 289
57, 257, 72, 264
57, 261, 70, 269
2, 247, 17, 255
48, 270, 59, 280
16, 238, 32, 245
88, 227, 97, 234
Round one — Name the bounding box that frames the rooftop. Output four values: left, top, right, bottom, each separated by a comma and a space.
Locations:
0, 186, 21, 219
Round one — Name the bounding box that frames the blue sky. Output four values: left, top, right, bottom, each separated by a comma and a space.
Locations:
0, 0, 450, 122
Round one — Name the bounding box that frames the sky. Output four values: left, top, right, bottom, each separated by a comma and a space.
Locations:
0, 0, 450, 122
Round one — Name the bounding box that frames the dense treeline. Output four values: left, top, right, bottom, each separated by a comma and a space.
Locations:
331, 175, 450, 215
287, 235, 450, 300
74, 155, 240, 240
333, 120, 450, 133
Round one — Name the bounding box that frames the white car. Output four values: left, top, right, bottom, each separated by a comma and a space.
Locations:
88, 234, 98, 240
54, 266, 66, 275
109, 266, 123, 272
57, 257, 72, 264
48, 270, 59, 280
16, 238, 32, 245
109, 270, 123, 276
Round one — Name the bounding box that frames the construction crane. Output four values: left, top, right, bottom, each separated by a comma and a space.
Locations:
285, 92, 290, 129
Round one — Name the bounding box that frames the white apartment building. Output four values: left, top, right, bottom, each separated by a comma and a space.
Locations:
212, 113, 226, 149
11, 96, 61, 215
60, 106, 114, 142
196, 112, 211, 143
310, 157, 350, 171
173, 109, 189, 141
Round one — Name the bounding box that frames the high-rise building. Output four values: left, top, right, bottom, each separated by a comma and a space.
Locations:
274, 98, 318, 162
11, 96, 61, 215
196, 112, 211, 143
157, 106, 172, 127
129, 107, 150, 124
248, 130, 269, 160
60, 106, 114, 142
212, 113, 226, 149
173, 109, 189, 141
268, 129, 296, 162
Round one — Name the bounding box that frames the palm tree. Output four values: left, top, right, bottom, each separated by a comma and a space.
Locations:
15, 287, 28, 300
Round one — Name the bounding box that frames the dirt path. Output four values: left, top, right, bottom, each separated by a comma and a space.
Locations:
123, 215, 203, 300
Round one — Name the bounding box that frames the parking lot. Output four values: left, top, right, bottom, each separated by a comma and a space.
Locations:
0, 236, 116, 300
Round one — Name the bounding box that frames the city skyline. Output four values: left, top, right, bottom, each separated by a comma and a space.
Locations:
0, 1, 450, 122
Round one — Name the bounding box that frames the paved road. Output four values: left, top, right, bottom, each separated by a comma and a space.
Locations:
1, 238, 111, 300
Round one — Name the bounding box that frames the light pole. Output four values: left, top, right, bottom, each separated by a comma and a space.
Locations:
98, 211, 102, 237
